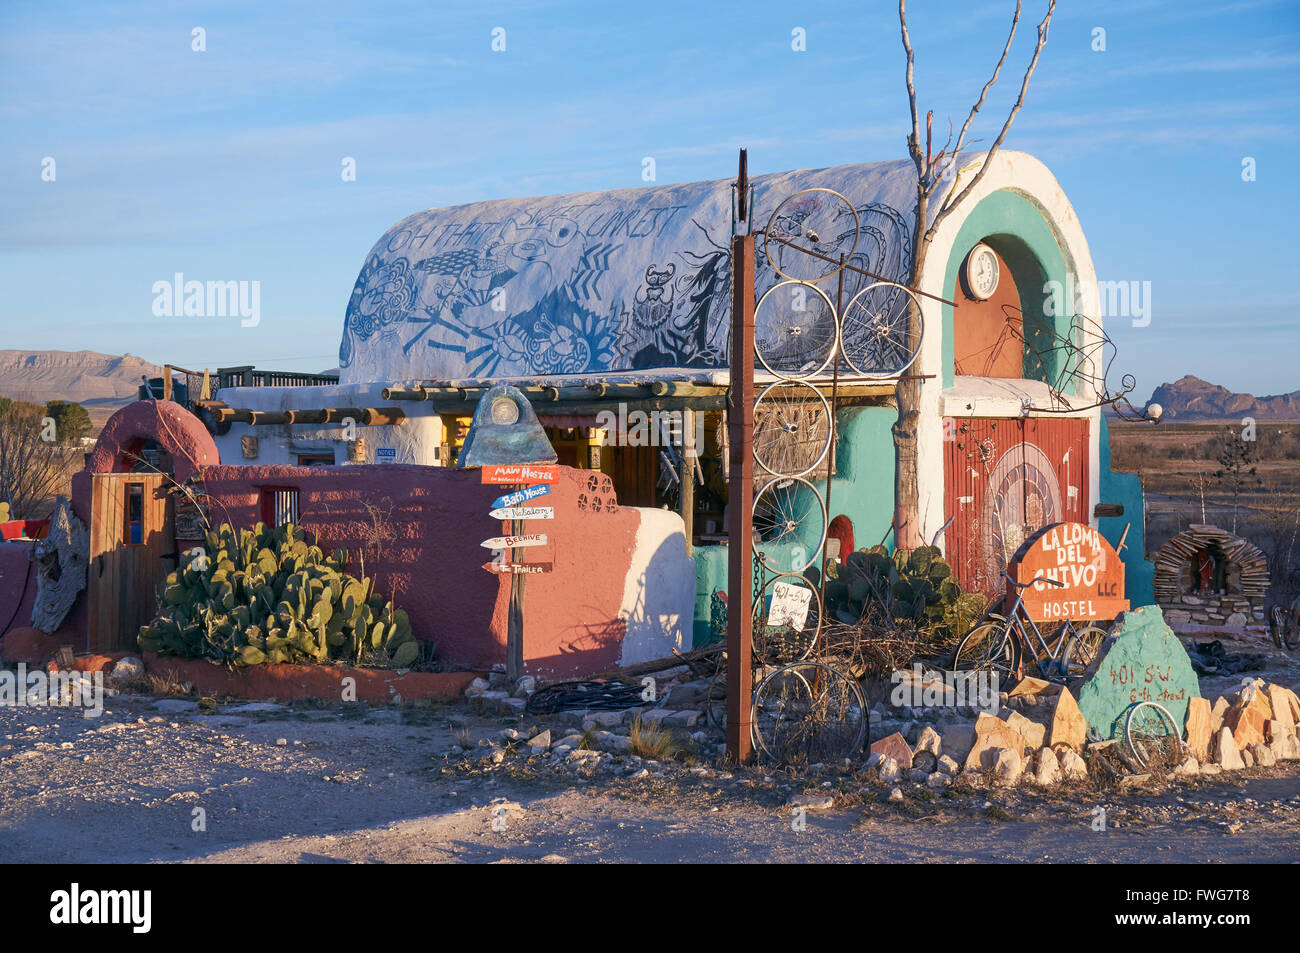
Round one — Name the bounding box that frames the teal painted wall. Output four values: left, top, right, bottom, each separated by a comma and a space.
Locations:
691, 405, 896, 646
940, 190, 1073, 392
1098, 413, 1155, 607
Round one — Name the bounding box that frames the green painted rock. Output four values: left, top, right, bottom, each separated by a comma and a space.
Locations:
1075, 604, 1201, 742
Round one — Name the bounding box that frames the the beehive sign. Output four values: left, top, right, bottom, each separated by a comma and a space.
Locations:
480, 533, 547, 549
491, 484, 551, 509
1009, 521, 1129, 622
481, 464, 558, 485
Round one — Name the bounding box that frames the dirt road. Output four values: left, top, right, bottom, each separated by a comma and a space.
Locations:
2, 691, 1298, 864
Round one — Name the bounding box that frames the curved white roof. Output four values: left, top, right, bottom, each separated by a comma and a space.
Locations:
338, 159, 923, 384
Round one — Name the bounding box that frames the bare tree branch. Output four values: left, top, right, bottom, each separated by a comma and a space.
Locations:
929, 0, 1056, 238
946, 0, 1022, 177
899, 0, 923, 174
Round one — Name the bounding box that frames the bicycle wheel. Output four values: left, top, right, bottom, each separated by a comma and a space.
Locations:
1124, 701, 1185, 769
1060, 624, 1108, 678
752, 380, 832, 478
1271, 604, 1300, 651
751, 572, 822, 663
752, 476, 826, 572
840, 282, 923, 378
754, 280, 838, 380
751, 661, 868, 764
763, 189, 859, 285
953, 616, 1019, 679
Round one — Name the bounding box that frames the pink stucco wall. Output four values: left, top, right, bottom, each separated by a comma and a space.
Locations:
55, 400, 648, 676
183, 464, 640, 677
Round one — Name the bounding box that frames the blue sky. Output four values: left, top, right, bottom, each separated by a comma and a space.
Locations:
2, 0, 1297, 400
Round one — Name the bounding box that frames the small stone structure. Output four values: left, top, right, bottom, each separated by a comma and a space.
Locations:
1153, 524, 1268, 628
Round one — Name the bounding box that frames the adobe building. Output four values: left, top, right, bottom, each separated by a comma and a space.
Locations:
0, 151, 1154, 673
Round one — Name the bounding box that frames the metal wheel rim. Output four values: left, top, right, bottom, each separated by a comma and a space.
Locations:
750, 661, 869, 764
1124, 701, 1185, 769
753, 379, 832, 478
841, 281, 924, 378
754, 280, 840, 380
763, 188, 860, 285
752, 476, 827, 571
751, 571, 823, 663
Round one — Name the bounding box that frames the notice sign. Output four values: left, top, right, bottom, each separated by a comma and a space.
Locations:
1009, 521, 1129, 622
481, 464, 557, 485
768, 581, 813, 630
376, 447, 396, 464
482, 561, 553, 575
480, 534, 547, 549
491, 484, 551, 509
489, 506, 554, 521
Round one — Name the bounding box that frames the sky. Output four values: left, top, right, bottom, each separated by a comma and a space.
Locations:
1, 0, 1298, 401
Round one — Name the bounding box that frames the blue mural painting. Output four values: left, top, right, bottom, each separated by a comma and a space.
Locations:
338, 160, 920, 384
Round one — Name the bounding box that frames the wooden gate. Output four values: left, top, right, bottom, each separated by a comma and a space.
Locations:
88, 473, 173, 652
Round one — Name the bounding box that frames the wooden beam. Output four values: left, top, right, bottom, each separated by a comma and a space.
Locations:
726, 231, 755, 765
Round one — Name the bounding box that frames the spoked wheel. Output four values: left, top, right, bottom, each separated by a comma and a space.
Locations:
752, 476, 827, 572
752, 380, 832, 478
751, 661, 869, 765
752, 572, 822, 664
1124, 701, 1186, 769
754, 280, 839, 380
1060, 623, 1108, 678
763, 188, 859, 285
953, 615, 1020, 680
840, 282, 923, 378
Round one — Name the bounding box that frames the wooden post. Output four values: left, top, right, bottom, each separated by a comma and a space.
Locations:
162, 366, 173, 402
506, 490, 526, 681
726, 231, 755, 764
679, 408, 694, 556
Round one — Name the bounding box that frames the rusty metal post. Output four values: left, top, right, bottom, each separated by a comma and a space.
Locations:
507, 490, 526, 682
726, 229, 755, 764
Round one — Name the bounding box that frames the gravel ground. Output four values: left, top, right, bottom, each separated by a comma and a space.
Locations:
2, 686, 1299, 864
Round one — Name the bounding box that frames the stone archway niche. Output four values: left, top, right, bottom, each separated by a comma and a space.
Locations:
1153, 524, 1269, 628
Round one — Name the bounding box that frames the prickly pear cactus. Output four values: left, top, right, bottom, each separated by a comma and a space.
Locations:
137, 522, 420, 670
832, 544, 980, 642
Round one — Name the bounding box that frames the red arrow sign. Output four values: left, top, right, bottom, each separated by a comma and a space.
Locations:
481, 464, 558, 484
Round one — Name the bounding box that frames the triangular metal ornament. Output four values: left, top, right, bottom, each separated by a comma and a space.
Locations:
459, 384, 558, 468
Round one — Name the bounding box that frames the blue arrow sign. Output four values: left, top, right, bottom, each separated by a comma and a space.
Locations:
491, 484, 552, 509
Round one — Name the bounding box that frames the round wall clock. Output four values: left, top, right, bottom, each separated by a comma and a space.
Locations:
961, 242, 1000, 301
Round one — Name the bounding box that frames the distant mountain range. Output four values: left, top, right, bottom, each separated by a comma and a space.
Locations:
0, 350, 160, 411
1145, 375, 1300, 421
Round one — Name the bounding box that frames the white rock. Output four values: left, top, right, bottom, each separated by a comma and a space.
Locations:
1173, 756, 1200, 777
915, 725, 942, 757
937, 754, 959, 776
991, 747, 1022, 786
926, 771, 950, 789
527, 730, 551, 748
878, 757, 901, 784
465, 677, 489, 698
888, 786, 904, 801
1033, 747, 1061, 786
109, 656, 143, 684
1058, 747, 1088, 781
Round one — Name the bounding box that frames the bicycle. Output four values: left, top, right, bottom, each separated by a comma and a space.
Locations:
953, 572, 1110, 682
1269, 596, 1300, 651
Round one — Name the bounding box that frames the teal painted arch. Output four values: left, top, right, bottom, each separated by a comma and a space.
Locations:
940, 189, 1079, 392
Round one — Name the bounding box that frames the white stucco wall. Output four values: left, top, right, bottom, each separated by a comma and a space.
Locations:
616, 507, 695, 666
211, 381, 444, 466
914, 151, 1103, 544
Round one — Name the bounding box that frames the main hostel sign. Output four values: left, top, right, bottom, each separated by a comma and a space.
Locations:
1008, 522, 1129, 622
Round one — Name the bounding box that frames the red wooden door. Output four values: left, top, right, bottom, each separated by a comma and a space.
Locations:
943, 416, 1089, 595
